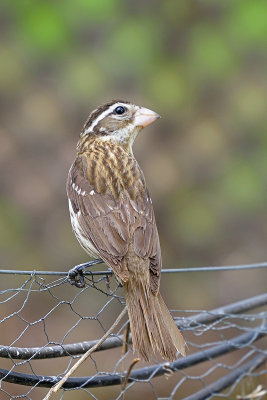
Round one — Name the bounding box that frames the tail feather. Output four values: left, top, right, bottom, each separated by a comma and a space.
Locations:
124, 281, 185, 361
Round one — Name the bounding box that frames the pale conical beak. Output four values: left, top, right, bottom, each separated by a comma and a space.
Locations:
134, 107, 161, 128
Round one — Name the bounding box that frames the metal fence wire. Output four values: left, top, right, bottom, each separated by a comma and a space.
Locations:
0, 263, 266, 400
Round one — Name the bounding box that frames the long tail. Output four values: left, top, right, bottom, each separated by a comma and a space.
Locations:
124, 280, 185, 362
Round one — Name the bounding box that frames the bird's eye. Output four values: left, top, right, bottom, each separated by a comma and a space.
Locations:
114, 106, 126, 115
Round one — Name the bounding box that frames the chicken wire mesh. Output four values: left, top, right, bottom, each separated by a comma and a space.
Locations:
0, 263, 266, 400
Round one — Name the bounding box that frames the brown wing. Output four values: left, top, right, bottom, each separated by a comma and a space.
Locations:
67, 155, 162, 293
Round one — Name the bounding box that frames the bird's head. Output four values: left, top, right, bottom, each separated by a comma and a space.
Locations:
80, 100, 160, 148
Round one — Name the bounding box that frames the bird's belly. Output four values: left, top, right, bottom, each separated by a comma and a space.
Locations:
68, 199, 100, 259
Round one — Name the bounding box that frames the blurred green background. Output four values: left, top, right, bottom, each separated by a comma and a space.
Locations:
0, 0, 266, 398
1, 0, 267, 307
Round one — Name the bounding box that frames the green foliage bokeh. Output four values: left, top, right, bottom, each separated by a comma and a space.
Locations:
1, 0, 266, 287
0, 1, 267, 399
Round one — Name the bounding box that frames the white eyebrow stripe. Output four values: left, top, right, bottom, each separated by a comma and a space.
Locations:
83, 102, 122, 135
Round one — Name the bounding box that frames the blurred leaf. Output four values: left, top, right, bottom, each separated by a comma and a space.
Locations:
230, 83, 267, 126
189, 26, 236, 80
0, 46, 25, 91
173, 193, 218, 245
63, 56, 108, 100
17, 3, 70, 54
106, 18, 159, 74
63, 0, 122, 21
219, 162, 264, 211
162, 0, 191, 22
227, 0, 267, 46
148, 63, 188, 111
0, 199, 27, 248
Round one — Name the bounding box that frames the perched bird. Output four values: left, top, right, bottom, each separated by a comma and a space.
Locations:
67, 100, 185, 361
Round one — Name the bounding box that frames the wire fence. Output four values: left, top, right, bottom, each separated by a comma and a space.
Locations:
0, 262, 266, 400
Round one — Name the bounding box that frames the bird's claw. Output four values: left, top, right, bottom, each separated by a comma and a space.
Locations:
67, 260, 103, 288
68, 265, 86, 288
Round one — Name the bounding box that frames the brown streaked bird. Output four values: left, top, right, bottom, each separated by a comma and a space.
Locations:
67, 100, 185, 361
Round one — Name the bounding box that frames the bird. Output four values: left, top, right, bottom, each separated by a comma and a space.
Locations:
66, 100, 185, 362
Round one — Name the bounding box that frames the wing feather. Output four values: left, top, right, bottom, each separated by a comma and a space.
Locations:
67, 155, 162, 292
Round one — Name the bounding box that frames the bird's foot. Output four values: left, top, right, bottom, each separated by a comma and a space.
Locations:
68, 260, 103, 288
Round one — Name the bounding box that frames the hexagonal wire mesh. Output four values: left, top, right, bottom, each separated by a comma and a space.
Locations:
0, 263, 266, 400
